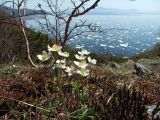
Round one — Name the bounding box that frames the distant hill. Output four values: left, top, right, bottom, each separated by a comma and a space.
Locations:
0, 5, 46, 16
1, 5, 160, 16
88, 7, 160, 15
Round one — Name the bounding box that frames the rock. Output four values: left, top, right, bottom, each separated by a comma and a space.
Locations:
147, 104, 160, 117
136, 58, 160, 72
134, 63, 152, 76
108, 62, 120, 69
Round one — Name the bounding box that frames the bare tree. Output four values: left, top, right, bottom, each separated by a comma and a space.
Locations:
38, 0, 101, 47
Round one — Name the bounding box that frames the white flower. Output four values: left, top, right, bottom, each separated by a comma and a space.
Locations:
56, 59, 66, 69
58, 50, 69, 57
56, 60, 61, 64
65, 66, 74, 76
78, 49, 90, 55
37, 50, 50, 61
59, 64, 66, 69
77, 69, 90, 77
87, 56, 97, 65
48, 44, 62, 52
52, 66, 56, 70
74, 60, 88, 68
75, 54, 86, 60
56, 59, 66, 64
13, 65, 16, 67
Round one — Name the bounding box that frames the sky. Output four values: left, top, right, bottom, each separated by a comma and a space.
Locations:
99, 0, 160, 12
1, 0, 160, 12
28, 0, 160, 12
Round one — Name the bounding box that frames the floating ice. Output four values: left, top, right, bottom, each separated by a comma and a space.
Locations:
146, 32, 153, 35
123, 56, 129, 58
93, 35, 100, 38
75, 45, 84, 49
118, 40, 123, 43
89, 46, 93, 48
135, 29, 140, 31
87, 37, 92, 40
109, 46, 115, 48
100, 44, 107, 47
74, 36, 78, 39
157, 37, 160, 40
70, 38, 74, 41
146, 44, 150, 46
120, 43, 129, 47
107, 37, 111, 40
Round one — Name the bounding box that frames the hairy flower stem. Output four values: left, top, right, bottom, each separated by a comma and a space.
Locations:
56, 69, 69, 119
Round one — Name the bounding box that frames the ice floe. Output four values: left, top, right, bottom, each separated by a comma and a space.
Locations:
70, 38, 74, 41
118, 40, 123, 43
74, 36, 78, 39
87, 37, 92, 40
120, 43, 129, 47
75, 45, 84, 49
100, 44, 107, 47
157, 37, 160, 40
109, 46, 115, 48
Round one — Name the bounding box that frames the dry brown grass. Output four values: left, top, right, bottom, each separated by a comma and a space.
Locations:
0, 65, 159, 119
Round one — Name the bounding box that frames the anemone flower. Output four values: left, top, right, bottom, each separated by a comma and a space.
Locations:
78, 49, 90, 55
59, 63, 66, 69
58, 50, 69, 57
74, 60, 88, 68
87, 56, 97, 65
37, 50, 50, 61
56, 59, 66, 64
48, 44, 62, 52
56, 59, 66, 69
65, 66, 74, 76
77, 69, 89, 77
75, 54, 86, 60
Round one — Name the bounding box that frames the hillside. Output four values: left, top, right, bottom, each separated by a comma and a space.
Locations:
0, 10, 50, 63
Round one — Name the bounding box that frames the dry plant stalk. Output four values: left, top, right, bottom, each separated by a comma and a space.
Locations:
17, 0, 37, 67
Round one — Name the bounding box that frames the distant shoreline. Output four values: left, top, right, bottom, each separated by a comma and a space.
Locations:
87, 13, 160, 16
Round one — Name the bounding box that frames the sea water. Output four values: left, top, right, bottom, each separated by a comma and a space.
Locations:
26, 14, 160, 57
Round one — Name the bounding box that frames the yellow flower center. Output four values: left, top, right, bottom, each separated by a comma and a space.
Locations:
42, 53, 49, 59
81, 70, 86, 75
52, 45, 62, 51
79, 61, 84, 67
